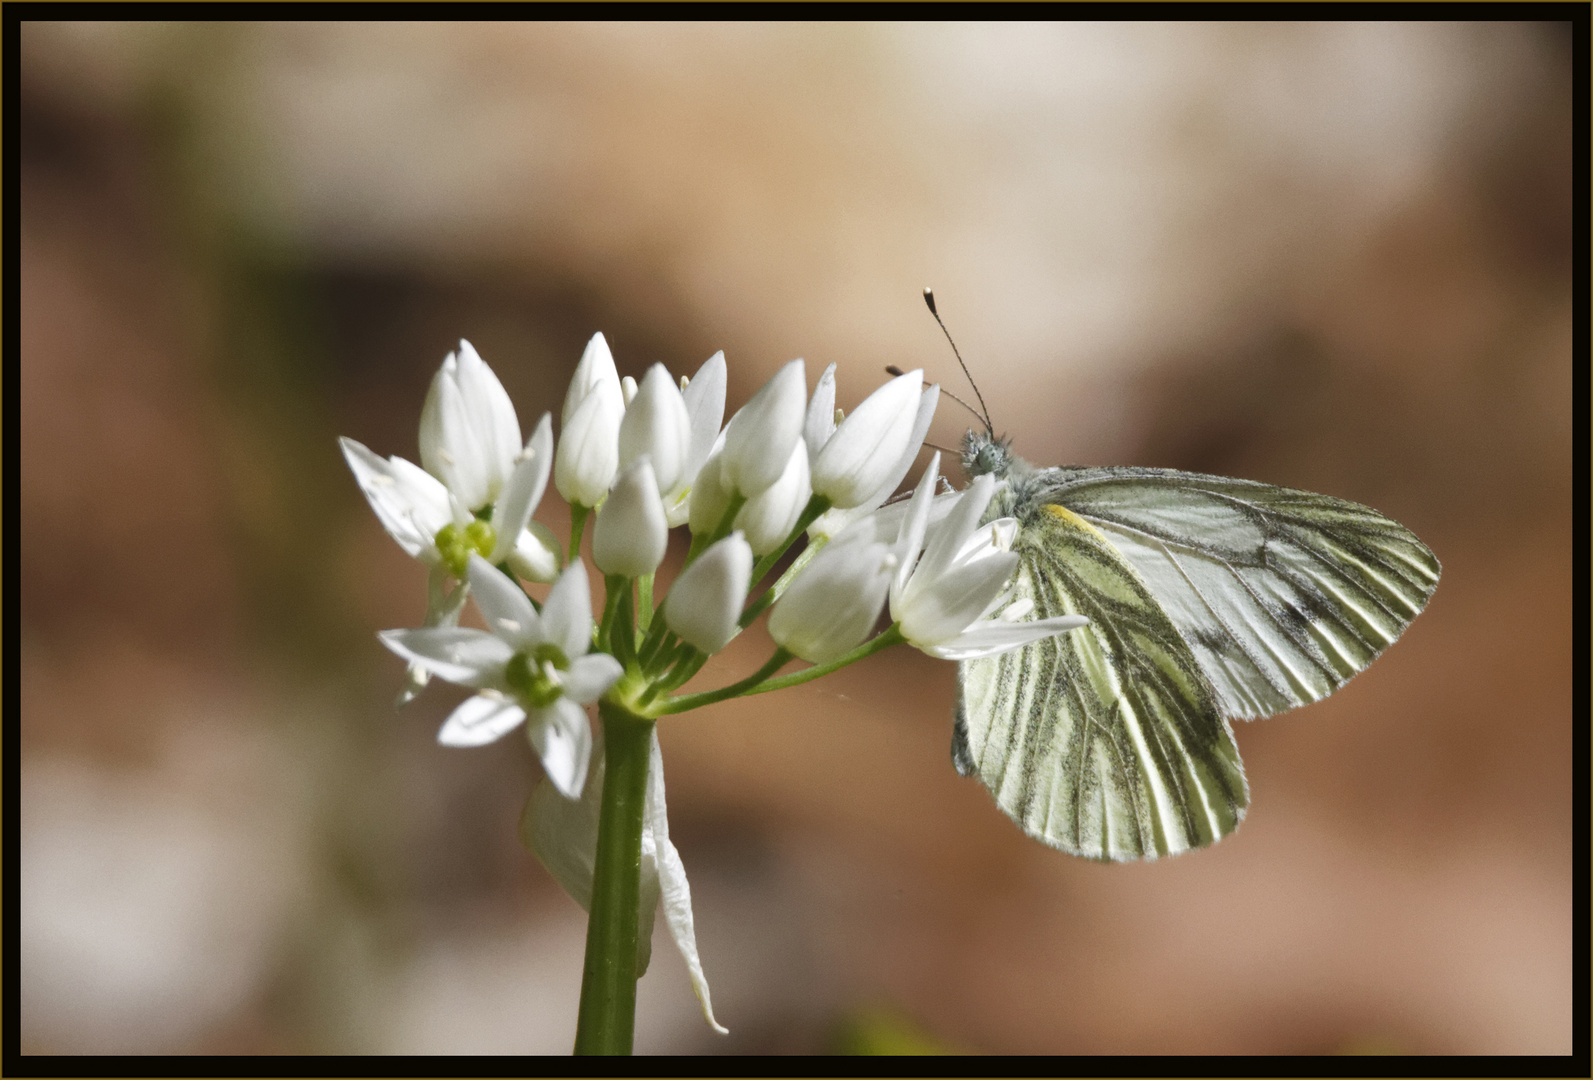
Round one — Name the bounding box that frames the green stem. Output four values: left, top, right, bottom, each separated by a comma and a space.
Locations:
656, 648, 793, 715
740, 538, 825, 629
685, 494, 748, 567
569, 504, 591, 565
747, 494, 830, 586
660, 646, 711, 692
597, 573, 623, 653
573, 703, 655, 1056
607, 576, 637, 669
669, 625, 907, 711
637, 619, 675, 673
636, 573, 654, 632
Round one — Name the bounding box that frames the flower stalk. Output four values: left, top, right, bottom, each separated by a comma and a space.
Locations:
573, 702, 656, 1055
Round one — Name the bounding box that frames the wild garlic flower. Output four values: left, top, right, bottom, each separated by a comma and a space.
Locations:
593, 456, 669, 579
618, 364, 692, 496
721, 358, 807, 498
379, 557, 621, 798
809, 366, 925, 508
735, 441, 811, 555
341, 342, 558, 702
664, 353, 727, 527
663, 532, 754, 654
807, 367, 941, 541
556, 333, 626, 508
889, 456, 1089, 659
767, 527, 899, 663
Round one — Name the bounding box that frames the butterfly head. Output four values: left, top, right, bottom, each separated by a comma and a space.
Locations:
962, 429, 1014, 479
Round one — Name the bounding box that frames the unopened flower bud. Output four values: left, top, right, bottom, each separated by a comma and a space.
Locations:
664, 532, 753, 654
593, 457, 668, 578
508, 521, 561, 583
735, 441, 811, 554
812, 369, 923, 509
562, 332, 623, 428
556, 380, 623, 508
768, 530, 897, 663
687, 445, 732, 537
721, 358, 806, 497
663, 351, 728, 528
419, 341, 522, 511
619, 363, 692, 495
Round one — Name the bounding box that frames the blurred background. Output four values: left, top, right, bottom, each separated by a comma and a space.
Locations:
19, 21, 1572, 1055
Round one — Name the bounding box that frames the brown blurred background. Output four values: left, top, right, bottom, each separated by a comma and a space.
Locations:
19, 21, 1572, 1055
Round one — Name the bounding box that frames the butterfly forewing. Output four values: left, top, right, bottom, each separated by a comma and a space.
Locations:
957, 504, 1248, 861
1036, 467, 1441, 721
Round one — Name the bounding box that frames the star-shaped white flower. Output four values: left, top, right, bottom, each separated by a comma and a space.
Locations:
379, 557, 622, 798
341, 342, 559, 701
889, 455, 1089, 660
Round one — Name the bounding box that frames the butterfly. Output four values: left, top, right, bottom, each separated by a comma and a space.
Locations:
919, 292, 1441, 861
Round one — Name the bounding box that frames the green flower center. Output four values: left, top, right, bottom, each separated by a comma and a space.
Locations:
435, 519, 497, 577
505, 643, 572, 708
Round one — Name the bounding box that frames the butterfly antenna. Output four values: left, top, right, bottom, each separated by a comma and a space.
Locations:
923, 288, 993, 434
884, 364, 984, 428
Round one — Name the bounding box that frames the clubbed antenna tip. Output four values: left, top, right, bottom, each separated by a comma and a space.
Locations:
919, 289, 992, 435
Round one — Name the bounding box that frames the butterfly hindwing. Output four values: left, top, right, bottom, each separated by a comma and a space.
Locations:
956, 503, 1248, 861
1033, 467, 1441, 721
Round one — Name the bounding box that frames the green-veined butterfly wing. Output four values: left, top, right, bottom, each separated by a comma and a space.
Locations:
955, 502, 1249, 861
1033, 467, 1442, 721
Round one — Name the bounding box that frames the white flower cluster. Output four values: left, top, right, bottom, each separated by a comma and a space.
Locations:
341, 333, 1087, 1034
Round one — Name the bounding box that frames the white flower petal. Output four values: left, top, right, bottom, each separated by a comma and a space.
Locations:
421, 354, 494, 510
952, 518, 1019, 567
562, 332, 623, 428
811, 369, 922, 508
619, 364, 692, 495
555, 383, 623, 508
899, 551, 1019, 646
437, 693, 527, 747
645, 734, 727, 1034
768, 532, 895, 664
508, 522, 561, 584
340, 438, 450, 560
541, 558, 595, 659
489, 412, 553, 562
847, 383, 942, 517
686, 445, 733, 536
734, 441, 810, 555
456, 339, 522, 498
913, 473, 996, 588
680, 351, 727, 480
922, 615, 1090, 660
527, 697, 593, 799
396, 567, 471, 707
803, 363, 837, 460
664, 531, 754, 654
466, 555, 540, 650
889, 453, 940, 607
721, 358, 806, 497
379, 627, 513, 688
562, 652, 624, 705
593, 457, 668, 578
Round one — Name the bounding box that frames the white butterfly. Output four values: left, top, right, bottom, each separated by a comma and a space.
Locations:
954, 431, 1440, 861
922, 292, 1440, 861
